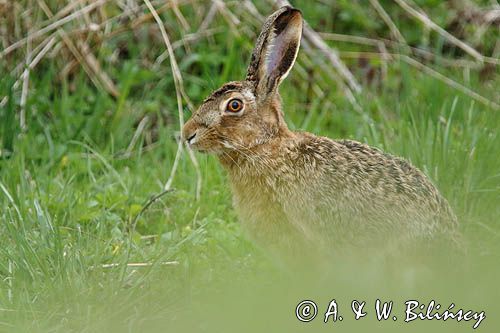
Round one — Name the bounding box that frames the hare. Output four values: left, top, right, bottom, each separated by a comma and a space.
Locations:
182, 6, 460, 258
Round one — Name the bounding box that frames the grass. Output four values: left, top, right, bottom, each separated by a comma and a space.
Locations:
1, 1, 500, 332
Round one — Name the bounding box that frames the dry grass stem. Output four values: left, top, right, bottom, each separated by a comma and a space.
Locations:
171, 0, 190, 31
35, 0, 119, 97
301, 38, 363, 114
394, 0, 500, 65
337, 50, 499, 110
214, 0, 241, 37
198, 2, 219, 32
94, 261, 180, 269
19, 33, 32, 131
77, 40, 119, 97
368, 0, 407, 44
142, 0, 201, 194
0, 0, 108, 59
125, 116, 150, 157
186, 146, 202, 201
400, 55, 500, 110
155, 27, 224, 67
319, 32, 483, 69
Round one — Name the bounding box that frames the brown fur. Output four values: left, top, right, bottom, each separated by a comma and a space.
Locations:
182, 7, 461, 258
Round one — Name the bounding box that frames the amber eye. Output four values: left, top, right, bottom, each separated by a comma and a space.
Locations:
226, 99, 243, 113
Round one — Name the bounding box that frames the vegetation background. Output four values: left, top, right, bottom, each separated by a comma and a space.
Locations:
0, 0, 499, 332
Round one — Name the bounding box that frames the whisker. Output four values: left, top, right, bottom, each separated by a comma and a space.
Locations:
195, 127, 274, 174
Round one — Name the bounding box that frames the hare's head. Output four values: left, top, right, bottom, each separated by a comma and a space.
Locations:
182, 6, 302, 153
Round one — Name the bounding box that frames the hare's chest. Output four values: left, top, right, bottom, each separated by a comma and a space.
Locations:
229, 177, 299, 246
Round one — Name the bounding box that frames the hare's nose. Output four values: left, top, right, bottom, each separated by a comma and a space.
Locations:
186, 131, 197, 145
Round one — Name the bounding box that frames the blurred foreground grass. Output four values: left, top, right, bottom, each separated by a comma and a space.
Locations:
1, 0, 499, 332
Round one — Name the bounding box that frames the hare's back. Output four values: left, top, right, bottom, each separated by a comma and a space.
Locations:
287, 134, 459, 243
332, 139, 438, 200
294, 134, 454, 222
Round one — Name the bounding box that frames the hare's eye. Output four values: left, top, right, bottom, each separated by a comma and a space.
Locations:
226, 99, 243, 113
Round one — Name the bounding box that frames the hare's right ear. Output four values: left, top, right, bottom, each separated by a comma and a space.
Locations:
246, 6, 302, 101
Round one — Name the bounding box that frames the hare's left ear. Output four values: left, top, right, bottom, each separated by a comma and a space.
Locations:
246, 6, 302, 100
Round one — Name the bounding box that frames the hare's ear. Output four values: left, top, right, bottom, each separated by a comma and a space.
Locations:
246, 6, 302, 100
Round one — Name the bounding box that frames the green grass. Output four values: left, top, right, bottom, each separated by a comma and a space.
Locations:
1, 1, 500, 332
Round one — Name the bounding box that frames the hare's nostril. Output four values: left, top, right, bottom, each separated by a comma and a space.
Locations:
186, 131, 197, 144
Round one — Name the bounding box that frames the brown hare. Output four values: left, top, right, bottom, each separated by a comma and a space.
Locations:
182, 6, 460, 258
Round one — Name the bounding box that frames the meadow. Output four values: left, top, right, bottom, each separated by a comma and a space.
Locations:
0, 0, 499, 332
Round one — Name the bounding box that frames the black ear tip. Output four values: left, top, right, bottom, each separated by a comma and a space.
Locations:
291, 8, 302, 19
280, 6, 302, 17
274, 6, 302, 33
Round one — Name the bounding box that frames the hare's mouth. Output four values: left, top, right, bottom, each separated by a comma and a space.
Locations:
185, 131, 228, 154
188, 143, 205, 152
188, 141, 218, 154
191, 146, 209, 153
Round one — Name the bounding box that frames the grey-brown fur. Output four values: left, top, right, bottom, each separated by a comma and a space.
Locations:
182, 7, 461, 258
